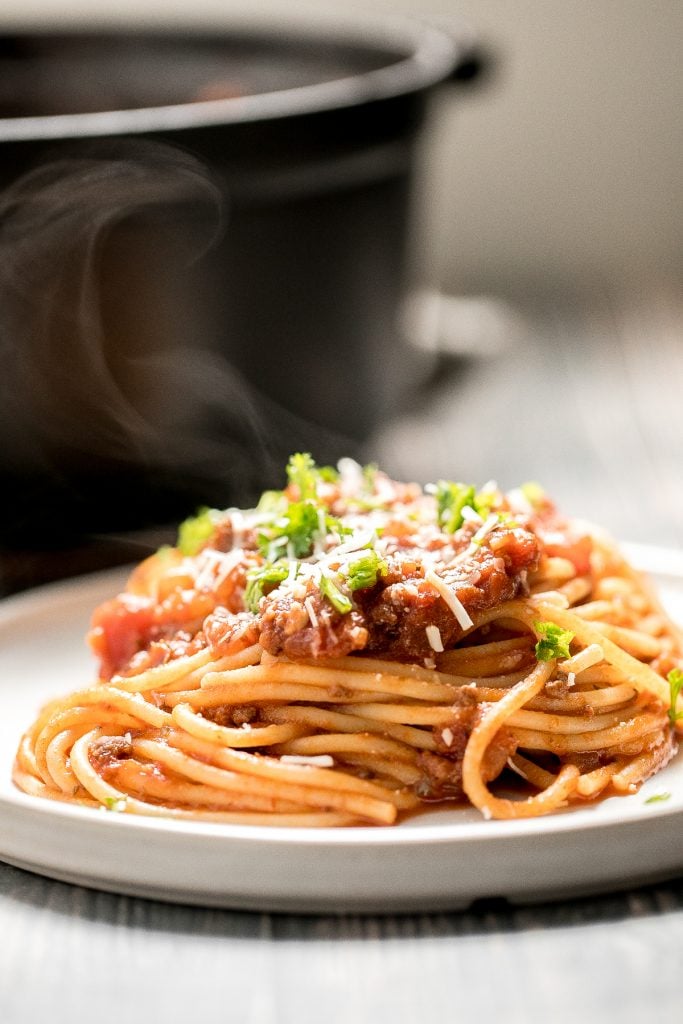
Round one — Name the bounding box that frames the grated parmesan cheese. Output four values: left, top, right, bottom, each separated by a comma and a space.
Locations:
532, 590, 570, 608
506, 756, 528, 780
470, 513, 501, 547
280, 754, 334, 768
213, 550, 244, 589
193, 549, 223, 591
506, 488, 533, 515
229, 509, 248, 548
461, 505, 484, 525
425, 624, 444, 653
559, 643, 605, 675
334, 528, 377, 555
313, 508, 328, 556
441, 727, 454, 747
424, 568, 474, 630
338, 457, 364, 496
304, 596, 319, 628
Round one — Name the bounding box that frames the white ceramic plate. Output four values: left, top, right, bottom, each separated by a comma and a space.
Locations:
1, 545, 682, 913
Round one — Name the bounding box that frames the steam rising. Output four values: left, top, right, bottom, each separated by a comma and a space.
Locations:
0, 141, 352, 543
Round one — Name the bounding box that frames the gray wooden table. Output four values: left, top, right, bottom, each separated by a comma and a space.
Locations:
2, 285, 682, 1024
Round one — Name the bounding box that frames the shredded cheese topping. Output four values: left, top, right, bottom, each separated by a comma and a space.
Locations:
279, 754, 335, 768
426, 624, 444, 653
424, 568, 474, 630
559, 643, 605, 675
304, 596, 319, 628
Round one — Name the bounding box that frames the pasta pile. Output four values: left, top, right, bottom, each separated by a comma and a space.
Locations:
13, 456, 683, 824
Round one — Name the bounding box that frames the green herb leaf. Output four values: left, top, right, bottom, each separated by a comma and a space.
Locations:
520, 481, 547, 509
362, 463, 379, 491
667, 668, 683, 726
344, 550, 388, 592
319, 573, 353, 615
257, 501, 320, 560
155, 544, 176, 564
645, 791, 671, 804
244, 561, 292, 613
435, 481, 476, 533
177, 508, 220, 556
104, 796, 127, 812
286, 452, 318, 501
473, 487, 497, 520
534, 620, 575, 661
257, 499, 350, 562
257, 489, 287, 515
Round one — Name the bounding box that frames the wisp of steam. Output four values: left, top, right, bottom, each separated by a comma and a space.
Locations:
0, 140, 354, 549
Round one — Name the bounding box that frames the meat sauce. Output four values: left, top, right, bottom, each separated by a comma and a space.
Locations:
88, 461, 590, 683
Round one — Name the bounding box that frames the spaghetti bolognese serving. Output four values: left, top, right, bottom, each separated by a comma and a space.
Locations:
13, 455, 683, 824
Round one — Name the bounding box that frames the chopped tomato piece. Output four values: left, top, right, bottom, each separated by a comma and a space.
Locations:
88, 594, 155, 680
543, 533, 593, 575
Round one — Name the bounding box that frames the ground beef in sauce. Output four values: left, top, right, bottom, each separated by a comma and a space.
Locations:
258, 589, 369, 660
258, 523, 540, 662
203, 704, 258, 727
90, 475, 550, 677
416, 698, 518, 800
89, 735, 133, 772
207, 520, 260, 555
203, 608, 260, 656
117, 633, 206, 678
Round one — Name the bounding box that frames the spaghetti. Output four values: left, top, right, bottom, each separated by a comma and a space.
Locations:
13, 455, 683, 824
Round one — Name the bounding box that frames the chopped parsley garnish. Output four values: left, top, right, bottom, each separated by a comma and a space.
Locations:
319, 573, 353, 615
286, 452, 319, 501
285, 453, 339, 498
103, 796, 127, 813
644, 791, 671, 805
473, 488, 496, 520
534, 621, 575, 661
257, 501, 348, 561
520, 481, 547, 508
258, 500, 319, 560
177, 508, 220, 556
256, 489, 287, 515
155, 544, 176, 564
363, 463, 379, 490
435, 481, 477, 533
667, 668, 683, 727
318, 465, 340, 483
244, 561, 292, 613
344, 550, 387, 592
257, 454, 350, 560
434, 480, 498, 532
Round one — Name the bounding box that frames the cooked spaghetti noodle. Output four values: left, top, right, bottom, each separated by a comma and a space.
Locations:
13, 455, 683, 824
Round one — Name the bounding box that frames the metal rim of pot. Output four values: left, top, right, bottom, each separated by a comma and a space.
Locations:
0, 9, 470, 142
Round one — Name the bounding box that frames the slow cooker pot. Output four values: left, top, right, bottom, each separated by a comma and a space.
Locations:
0, 10, 477, 543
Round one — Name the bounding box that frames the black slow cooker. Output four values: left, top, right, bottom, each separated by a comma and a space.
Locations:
0, 10, 478, 546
